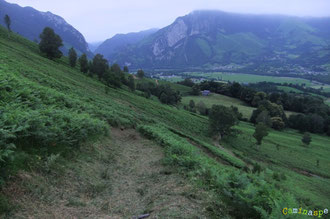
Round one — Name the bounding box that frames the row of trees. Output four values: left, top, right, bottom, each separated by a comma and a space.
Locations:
136, 82, 181, 105
208, 104, 313, 146
186, 80, 330, 135
35, 27, 181, 105
35, 27, 140, 91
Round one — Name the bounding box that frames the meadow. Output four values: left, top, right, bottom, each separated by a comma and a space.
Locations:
182, 93, 254, 119
223, 122, 330, 208
182, 93, 296, 119
184, 72, 315, 84
1, 26, 330, 218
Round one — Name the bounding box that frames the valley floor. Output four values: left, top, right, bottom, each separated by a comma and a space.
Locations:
2, 128, 212, 218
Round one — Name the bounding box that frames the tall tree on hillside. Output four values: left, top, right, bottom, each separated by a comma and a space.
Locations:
189, 100, 195, 110
209, 105, 239, 139
253, 122, 269, 146
197, 101, 207, 115
191, 84, 201, 96
4, 14, 11, 32
68, 47, 77, 67
137, 69, 145, 78
78, 54, 89, 73
256, 110, 272, 127
39, 27, 63, 59
128, 74, 135, 91
90, 54, 108, 79
123, 66, 129, 73
111, 64, 126, 84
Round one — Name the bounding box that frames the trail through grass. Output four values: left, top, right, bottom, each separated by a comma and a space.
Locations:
3, 128, 210, 218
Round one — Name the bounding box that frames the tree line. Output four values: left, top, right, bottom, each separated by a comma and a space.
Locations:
27, 26, 181, 105
181, 79, 330, 135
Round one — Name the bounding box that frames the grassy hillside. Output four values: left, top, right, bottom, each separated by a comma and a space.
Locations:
1, 27, 330, 218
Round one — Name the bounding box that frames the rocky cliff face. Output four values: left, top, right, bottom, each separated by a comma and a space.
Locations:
0, 0, 92, 57
107, 10, 330, 73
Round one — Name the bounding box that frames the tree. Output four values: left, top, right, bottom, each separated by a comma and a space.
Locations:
111, 64, 126, 84
4, 15, 11, 32
137, 69, 145, 78
253, 123, 269, 145
302, 133, 312, 146
90, 54, 108, 79
189, 100, 195, 109
178, 78, 195, 87
157, 85, 181, 105
104, 71, 121, 88
256, 110, 272, 127
271, 117, 285, 130
197, 101, 207, 115
39, 27, 63, 59
251, 92, 267, 107
68, 47, 77, 67
128, 74, 135, 91
78, 54, 89, 73
123, 66, 129, 73
191, 84, 201, 96
209, 105, 239, 138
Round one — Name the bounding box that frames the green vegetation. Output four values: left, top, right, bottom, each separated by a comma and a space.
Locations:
1, 26, 330, 218
302, 133, 312, 146
253, 123, 269, 145
223, 122, 330, 207
183, 72, 315, 85
208, 105, 238, 138
39, 27, 63, 59
182, 93, 254, 119
137, 69, 145, 78
277, 85, 303, 93
78, 53, 88, 73
4, 15, 11, 32
68, 47, 77, 68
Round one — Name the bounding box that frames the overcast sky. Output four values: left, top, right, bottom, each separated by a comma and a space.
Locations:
6, 0, 330, 42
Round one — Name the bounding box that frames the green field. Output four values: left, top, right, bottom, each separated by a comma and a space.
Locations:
182, 93, 254, 119
1, 26, 330, 218
182, 93, 295, 119
187, 72, 315, 85
277, 85, 303, 93
223, 122, 330, 207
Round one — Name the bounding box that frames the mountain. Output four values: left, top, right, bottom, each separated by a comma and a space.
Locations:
108, 10, 330, 74
88, 41, 103, 53
95, 28, 159, 61
0, 0, 92, 57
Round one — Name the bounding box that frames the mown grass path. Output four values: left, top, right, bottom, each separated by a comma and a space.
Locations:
3, 129, 210, 218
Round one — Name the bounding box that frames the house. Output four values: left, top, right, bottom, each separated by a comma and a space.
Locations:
202, 90, 211, 96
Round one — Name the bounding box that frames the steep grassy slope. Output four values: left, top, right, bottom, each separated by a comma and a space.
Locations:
1, 27, 330, 218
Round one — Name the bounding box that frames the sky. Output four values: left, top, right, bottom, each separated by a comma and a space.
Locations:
6, 0, 330, 42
